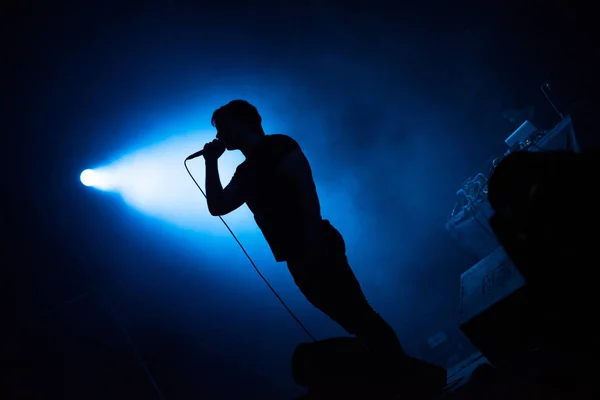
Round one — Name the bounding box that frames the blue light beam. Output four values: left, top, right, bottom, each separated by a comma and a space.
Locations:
80, 131, 257, 237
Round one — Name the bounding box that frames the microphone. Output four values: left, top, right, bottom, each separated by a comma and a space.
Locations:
186, 139, 224, 160
186, 149, 205, 160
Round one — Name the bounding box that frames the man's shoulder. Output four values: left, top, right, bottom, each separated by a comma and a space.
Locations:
257, 134, 300, 160
264, 134, 299, 150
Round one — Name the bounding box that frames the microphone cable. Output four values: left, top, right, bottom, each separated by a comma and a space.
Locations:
184, 159, 317, 343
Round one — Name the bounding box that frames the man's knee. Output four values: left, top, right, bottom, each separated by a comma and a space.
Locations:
326, 301, 378, 330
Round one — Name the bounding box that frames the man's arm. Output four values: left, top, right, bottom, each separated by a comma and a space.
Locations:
204, 159, 245, 216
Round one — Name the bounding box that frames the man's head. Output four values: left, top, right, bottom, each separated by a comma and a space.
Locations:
211, 100, 265, 151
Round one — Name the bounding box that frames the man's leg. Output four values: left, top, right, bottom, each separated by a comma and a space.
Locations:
287, 224, 404, 356
291, 260, 404, 355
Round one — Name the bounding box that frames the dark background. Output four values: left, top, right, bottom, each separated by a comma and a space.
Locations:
5, 1, 599, 399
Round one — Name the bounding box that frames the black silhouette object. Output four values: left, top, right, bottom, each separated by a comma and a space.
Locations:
202, 100, 403, 357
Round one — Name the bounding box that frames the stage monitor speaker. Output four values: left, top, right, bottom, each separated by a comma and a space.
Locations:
459, 247, 544, 366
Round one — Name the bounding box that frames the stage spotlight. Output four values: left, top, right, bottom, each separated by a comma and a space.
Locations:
80, 169, 95, 187
79, 168, 115, 191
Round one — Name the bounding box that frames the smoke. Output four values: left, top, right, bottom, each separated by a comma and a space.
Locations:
24, 4, 515, 395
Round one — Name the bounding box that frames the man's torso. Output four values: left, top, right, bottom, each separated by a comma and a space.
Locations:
232, 134, 322, 262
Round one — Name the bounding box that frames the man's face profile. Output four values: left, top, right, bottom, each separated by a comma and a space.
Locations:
215, 115, 248, 151
215, 118, 236, 150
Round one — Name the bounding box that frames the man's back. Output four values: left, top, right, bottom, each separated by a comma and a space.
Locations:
231, 134, 323, 262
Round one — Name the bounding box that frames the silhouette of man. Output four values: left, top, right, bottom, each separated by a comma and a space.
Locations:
203, 100, 404, 356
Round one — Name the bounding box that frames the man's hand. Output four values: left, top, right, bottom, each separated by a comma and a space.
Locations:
202, 139, 226, 162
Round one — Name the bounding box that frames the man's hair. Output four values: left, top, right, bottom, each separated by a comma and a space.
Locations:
211, 100, 264, 135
